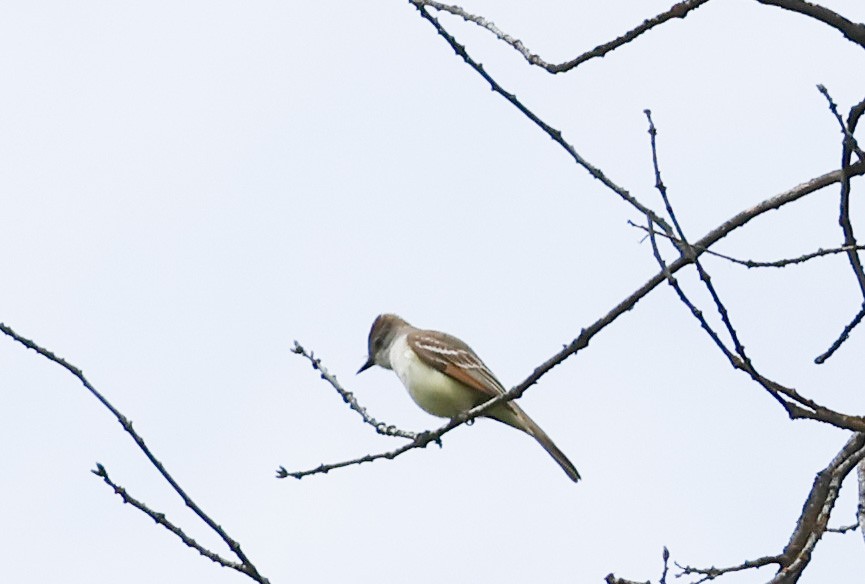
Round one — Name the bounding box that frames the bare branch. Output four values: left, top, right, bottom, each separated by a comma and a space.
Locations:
277, 367, 538, 479
676, 555, 780, 583
816, 96, 865, 362
835, 112, 865, 301
645, 212, 742, 377
412, 0, 711, 73
815, 303, 865, 364
639, 114, 865, 434
859, 459, 865, 545
563, 165, 865, 432
644, 110, 688, 248
644, 110, 792, 410
675, 434, 865, 583
692, 161, 864, 245
277, 429, 443, 479
91, 464, 255, 578
629, 222, 865, 268
291, 341, 418, 440
0, 322, 269, 583
826, 522, 859, 534
818, 85, 865, 162
770, 433, 865, 583
755, 0, 865, 49
411, 2, 675, 237
715, 245, 865, 268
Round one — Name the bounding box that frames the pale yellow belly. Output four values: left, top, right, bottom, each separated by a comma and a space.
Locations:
387, 335, 525, 431
390, 337, 481, 417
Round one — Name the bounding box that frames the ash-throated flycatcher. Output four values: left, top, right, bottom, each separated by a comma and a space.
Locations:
357, 314, 580, 482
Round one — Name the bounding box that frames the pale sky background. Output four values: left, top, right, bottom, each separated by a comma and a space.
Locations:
1, 1, 864, 583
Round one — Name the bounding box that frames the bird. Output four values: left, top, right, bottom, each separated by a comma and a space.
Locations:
357, 313, 580, 482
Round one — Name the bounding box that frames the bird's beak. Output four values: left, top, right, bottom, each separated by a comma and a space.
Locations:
357, 357, 374, 375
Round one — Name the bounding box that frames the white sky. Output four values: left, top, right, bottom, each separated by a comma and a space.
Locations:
2, 1, 864, 583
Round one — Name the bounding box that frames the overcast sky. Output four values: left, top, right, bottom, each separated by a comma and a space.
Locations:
2, 2, 864, 583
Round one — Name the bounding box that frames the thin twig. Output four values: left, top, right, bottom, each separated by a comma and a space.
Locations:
291, 341, 417, 440
645, 212, 740, 373
646, 111, 747, 354
559, 163, 865, 436
826, 522, 859, 534
644, 111, 789, 409
412, 0, 712, 73
629, 221, 865, 268
277, 370, 534, 479
277, 429, 442, 479
555, 164, 865, 433
641, 115, 865, 432
676, 555, 780, 583
720, 245, 865, 268
818, 85, 865, 162
644, 110, 688, 250
0, 322, 269, 583
817, 96, 865, 362
815, 303, 865, 364
411, 2, 675, 237
92, 463, 252, 576
833, 87, 865, 298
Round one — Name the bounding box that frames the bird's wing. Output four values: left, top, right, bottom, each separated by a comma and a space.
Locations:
409, 329, 581, 482
407, 330, 506, 398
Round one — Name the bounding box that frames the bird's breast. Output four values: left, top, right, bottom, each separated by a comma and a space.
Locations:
389, 335, 479, 418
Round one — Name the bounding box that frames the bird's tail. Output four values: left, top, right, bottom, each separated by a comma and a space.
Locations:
508, 403, 581, 483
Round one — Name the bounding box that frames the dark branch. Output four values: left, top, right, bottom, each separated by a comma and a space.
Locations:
411, 2, 675, 237
629, 222, 865, 268
835, 103, 865, 299
644, 110, 789, 410
755, 0, 865, 49
817, 95, 865, 362
641, 115, 865, 436
91, 463, 256, 578
818, 85, 865, 162
645, 212, 742, 377
815, 303, 865, 364
0, 322, 269, 583
661, 547, 670, 584
278, 428, 443, 479
555, 165, 865, 433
